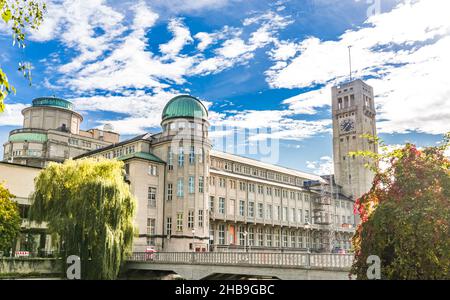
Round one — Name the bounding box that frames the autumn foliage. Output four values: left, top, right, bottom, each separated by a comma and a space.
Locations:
350, 134, 450, 279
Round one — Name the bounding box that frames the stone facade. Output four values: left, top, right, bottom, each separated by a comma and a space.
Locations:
78, 95, 356, 253
332, 79, 377, 200
2, 97, 119, 168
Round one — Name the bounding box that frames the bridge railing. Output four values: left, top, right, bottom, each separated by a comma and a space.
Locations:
128, 252, 354, 269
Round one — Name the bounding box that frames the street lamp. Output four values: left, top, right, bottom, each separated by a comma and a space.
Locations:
243, 231, 248, 252
192, 229, 195, 252
304, 222, 311, 253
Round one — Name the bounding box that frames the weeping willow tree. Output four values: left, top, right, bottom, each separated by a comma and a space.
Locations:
29, 158, 136, 280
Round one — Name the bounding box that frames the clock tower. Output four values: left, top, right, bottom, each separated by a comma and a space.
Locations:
332, 79, 377, 200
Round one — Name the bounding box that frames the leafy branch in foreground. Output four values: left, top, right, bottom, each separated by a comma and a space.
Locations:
0, 0, 46, 112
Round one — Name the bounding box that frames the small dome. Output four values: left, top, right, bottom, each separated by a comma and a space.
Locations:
32, 96, 73, 110
103, 123, 114, 132
162, 95, 208, 122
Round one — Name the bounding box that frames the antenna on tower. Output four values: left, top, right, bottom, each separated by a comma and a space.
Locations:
348, 45, 353, 82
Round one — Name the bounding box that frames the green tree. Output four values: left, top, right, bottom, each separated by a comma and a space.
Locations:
0, 182, 21, 255
350, 134, 450, 279
1, 0, 46, 112
29, 158, 137, 280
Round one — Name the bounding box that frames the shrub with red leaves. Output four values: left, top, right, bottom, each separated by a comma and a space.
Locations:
350, 135, 450, 279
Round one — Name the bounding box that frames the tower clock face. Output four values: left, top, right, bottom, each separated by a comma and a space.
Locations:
340, 118, 355, 133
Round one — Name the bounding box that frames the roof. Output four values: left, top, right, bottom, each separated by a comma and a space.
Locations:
9, 132, 48, 143
117, 151, 165, 164
162, 95, 208, 122
210, 149, 326, 183
32, 97, 73, 110
74, 133, 151, 159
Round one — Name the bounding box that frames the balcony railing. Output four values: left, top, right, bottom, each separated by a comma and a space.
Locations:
128, 252, 354, 269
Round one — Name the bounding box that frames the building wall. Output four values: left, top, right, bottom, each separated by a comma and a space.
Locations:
22, 106, 82, 134
126, 157, 166, 252
332, 79, 377, 200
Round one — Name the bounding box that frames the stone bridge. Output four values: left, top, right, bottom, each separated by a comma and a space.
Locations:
125, 252, 354, 280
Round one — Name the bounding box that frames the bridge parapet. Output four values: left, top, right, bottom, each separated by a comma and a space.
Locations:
128, 252, 354, 270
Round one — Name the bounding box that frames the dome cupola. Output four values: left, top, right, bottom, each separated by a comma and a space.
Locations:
161, 95, 208, 122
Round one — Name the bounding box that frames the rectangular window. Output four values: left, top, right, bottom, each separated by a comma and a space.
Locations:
198, 176, 204, 193
218, 224, 225, 245
148, 165, 157, 176
266, 228, 272, 247
298, 209, 303, 223
147, 218, 156, 245
178, 147, 184, 167
177, 178, 184, 197
258, 203, 263, 218
283, 231, 288, 247
189, 176, 195, 194
248, 228, 254, 246
188, 211, 194, 228
189, 146, 195, 164
147, 187, 156, 208
209, 196, 214, 212
305, 210, 310, 223
274, 230, 280, 247
291, 232, 296, 248
266, 204, 272, 220
258, 228, 263, 246
219, 197, 225, 214
176, 213, 183, 231
248, 202, 255, 218
290, 208, 295, 222
239, 226, 245, 245
166, 217, 172, 236
277, 206, 281, 221
198, 210, 203, 227
167, 183, 173, 201
168, 147, 173, 170
258, 185, 263, 194
239, 200, 245, 216
342, 215, 346, 224
219, 178, 225, 188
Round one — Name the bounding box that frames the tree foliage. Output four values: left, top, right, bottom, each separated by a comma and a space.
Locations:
29, 158, 137, 280
0, 182, 21, 254
0, 0, 46, 112
350, 133, 450, 279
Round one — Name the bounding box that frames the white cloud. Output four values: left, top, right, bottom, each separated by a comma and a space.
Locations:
306, 156, 334, 175
282, 85, 332, 115
150, 0, 233, 13
159, 18, 193, 58
194, 26, 242, 51
268, 40, 299, 61
210, 109, 331, 141
0, 103, 27, 126
267, 0, 450, 135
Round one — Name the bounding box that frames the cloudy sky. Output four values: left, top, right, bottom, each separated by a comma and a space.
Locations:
0, 0, 449, 175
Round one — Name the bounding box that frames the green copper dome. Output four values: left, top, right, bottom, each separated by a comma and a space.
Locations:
32, 97, 73, 110
162, 95, 208, 121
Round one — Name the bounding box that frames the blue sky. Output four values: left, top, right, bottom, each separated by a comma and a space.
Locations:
1, 0, 449, 174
